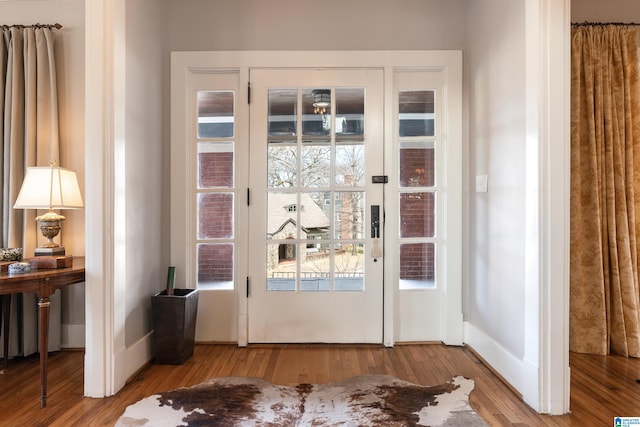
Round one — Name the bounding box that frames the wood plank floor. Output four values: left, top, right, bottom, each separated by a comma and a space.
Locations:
0, 344, 638, 426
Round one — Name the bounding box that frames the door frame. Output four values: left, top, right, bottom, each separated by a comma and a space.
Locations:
170, 50, 463, 347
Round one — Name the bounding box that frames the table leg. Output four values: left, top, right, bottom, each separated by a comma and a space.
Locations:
2, 295, 9, 369
38, 297, 50, 408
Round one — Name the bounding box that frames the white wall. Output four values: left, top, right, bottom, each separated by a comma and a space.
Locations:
465, 1, 572, 413
123, 0, 166, 349
572, 0, 640, 22
466, 0, 527, 360
165, 0, 468, 51
0, 0, 86, 345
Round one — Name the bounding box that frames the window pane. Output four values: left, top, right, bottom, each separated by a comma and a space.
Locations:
336, 145, 365, 187
198, 193, 234, 239
198, 91, 234, 138
301, 145, 331, 188
306, 191, 331, 240
334, 191, 365, 239
268, 145, 297, 188
301, 244, 330, 291
268, 89, 297, 141
197, 243, 233, 290
335, 243, 364, 291
400, 192, 435, 238
399, 90, 435, 137
303, 88, 331, 136
399, 142, 434, 187
336, 88, 364, 141
399, 243, 435, 289
267, 243, 296, 291
198, 142, 234, 188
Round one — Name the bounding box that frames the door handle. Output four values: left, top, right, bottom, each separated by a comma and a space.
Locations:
371, 205, 380, 238
371, 205, 382, 260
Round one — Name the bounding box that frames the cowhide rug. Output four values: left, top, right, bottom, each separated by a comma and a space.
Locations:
116, 375, 488, 426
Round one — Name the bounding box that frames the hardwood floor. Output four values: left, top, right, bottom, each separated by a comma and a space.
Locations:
0, 344, 638, 426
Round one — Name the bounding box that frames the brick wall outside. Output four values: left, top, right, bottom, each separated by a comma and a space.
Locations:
400, 243, 435, 281
399, 148, 434, 187
199, 152, 233, 188
400, 192, 434, 238
198, 243, 233, 282
198, 193, 233, 239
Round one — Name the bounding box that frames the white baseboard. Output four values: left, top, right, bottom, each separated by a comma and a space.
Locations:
124, 331, 154, 383
463, 321, 523, 393
61, 323, 86, 348
522, 355, 540, 411
82, 330, 154, 398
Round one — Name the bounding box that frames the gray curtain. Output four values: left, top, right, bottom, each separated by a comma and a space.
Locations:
0, 26, 61, 359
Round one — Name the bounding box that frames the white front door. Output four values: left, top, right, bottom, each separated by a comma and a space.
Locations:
248, 69, 384, 343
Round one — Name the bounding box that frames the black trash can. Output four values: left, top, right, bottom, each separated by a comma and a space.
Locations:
151, 288, 199, 364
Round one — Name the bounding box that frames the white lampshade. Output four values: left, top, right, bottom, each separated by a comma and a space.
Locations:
14, 165, 84, 209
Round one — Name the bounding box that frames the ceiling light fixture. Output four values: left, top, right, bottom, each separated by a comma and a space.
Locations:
312, 89, 331, 115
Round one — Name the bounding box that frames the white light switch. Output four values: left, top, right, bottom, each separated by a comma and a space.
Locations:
475, 175, 488, 193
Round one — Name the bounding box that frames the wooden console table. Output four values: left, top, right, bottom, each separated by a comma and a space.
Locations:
0, 257, 85, 408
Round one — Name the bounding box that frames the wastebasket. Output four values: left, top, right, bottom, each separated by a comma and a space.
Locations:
151, 288, 199, 364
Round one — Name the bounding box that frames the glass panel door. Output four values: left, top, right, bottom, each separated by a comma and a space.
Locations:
248, 69, 384, 343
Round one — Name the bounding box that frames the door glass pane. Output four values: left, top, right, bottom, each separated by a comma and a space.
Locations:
265, 83, 368, 294
399, 90, 435, 137
268, 145, 297, 188
302, 88, 331, 137
198, 193, 234, 239
305, 191, 332, 239
301, 145, 331, 188
301, 244, 330, 292
399, 142, 434, 187
334, 191, 365, 240
268, 89, 297, 142
335, 242, 364, 291
399, 192, 435, 238
198, 142, 234, 188
336, 145, 365, 186
399, 243, 435, 290
267, 242, 296, 291
197, 243, 233, 290
336, 88, 364, 141
198, 90, 234, 138
268, 192, 300, 240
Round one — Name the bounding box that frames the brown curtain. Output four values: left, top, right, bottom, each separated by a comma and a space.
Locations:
570, 25, 640, 357
0, 26, 61, 358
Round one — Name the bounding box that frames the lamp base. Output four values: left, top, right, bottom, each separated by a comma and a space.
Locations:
35, 246, 66, 257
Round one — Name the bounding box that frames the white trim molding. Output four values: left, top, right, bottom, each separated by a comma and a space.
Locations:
464, 322, 523, 391
523, 0, 571, 414
84, 0, 127, 398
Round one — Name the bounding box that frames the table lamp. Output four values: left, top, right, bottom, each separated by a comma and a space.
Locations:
13, 161, 84, 256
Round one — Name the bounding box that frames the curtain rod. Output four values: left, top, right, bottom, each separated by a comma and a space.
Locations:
0, 23, 62, 30
572, 21, 640, 28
